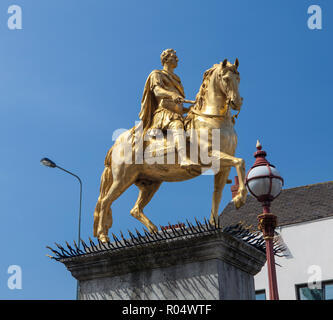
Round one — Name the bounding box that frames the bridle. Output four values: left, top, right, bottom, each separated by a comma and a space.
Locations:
184, 66, 241, 122
184, 90, 240, 123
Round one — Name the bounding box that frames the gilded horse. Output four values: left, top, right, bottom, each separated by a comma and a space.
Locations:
93, 58, 247, 242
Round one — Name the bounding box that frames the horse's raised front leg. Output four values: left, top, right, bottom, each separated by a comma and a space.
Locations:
211, 150, 247, 210
130, 181, 162, 233
209, 168, 231, 226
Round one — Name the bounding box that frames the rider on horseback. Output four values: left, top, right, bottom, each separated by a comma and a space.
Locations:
139, 48, 197, 168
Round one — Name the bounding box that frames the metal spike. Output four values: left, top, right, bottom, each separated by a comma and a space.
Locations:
168, 222, 177, 237
120, 230, 131, 247
186, 219, 195, 234
65, 241, 76, 256
174, 225, 182, 237
111, 242, 118, 250
73, 240, 84, 255
177, 221, 187, 235
135, 228, 147, 244
204, 217, 211, 231
98, 238, 108, 250
199, 219, 207, 232
223, 225, 231, 233
246, 234, 257, 242
173, 224, 183, 237
46, 246, 63, 258
177, 222, 186, 234
128, 230, 139, 244
142, 228, 151, 241
135, 228, 143, 238
152, 230, 162, 241
81, 239, 91, 253
194, 217, 203, 233
55, 242, 71, 256
147, 230, 157, 241
112, 233, 123, 248
160, 225, 171, 239
143, 229, 155, 242
134, 228, 142, 238
142, 227, 149, 238
139, 235, 148, 244
89, 237, 99, 252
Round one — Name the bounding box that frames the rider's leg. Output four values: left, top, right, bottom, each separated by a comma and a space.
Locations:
169, 120, 197, 168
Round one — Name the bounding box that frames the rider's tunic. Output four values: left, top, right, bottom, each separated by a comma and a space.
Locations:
139, 69, 186, 132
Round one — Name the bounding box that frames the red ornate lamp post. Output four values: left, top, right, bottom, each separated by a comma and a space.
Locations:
245, 141, 284, 300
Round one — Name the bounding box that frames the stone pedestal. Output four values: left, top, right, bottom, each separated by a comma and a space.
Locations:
60, 230, 266, 300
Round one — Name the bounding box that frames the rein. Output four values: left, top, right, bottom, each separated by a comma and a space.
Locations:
186, 99, 240, 123
190, 107, 226, 119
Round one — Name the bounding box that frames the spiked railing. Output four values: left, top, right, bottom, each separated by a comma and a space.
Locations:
46, 218, 287, 262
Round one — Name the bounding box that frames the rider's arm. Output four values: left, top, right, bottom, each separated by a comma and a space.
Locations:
150, 71, 184, 104
153, 85, 181, 102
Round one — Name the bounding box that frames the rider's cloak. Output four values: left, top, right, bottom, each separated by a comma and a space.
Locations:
139, 69, 185, 131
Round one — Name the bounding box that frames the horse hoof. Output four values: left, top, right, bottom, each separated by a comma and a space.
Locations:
209, 216, 219, 227
148, 225, 158, 233
234, 201, 242, 209
99, 235, 110, 243
233, 196, 246, 209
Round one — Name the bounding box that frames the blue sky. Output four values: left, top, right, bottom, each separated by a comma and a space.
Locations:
0, 0, 332, 299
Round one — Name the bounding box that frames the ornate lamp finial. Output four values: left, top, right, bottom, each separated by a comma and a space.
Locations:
253, 141, 268, 167
256, 140, 262, 150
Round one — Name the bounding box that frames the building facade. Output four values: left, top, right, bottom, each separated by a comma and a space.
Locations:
220, 181, 333, 300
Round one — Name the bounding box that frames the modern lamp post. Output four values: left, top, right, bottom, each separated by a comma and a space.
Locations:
40, 157, 82, 300
245, 141, 284, 300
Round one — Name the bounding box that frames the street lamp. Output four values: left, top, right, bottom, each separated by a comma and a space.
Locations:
40, 157, 82, 300
245, 141, 284, 300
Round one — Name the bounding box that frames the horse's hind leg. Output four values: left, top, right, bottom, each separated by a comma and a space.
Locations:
130, 181, 162, 233
97, 167, 138, 242
93, 166, 113, 239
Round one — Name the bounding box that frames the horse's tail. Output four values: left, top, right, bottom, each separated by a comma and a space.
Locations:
93, 146, 114, 237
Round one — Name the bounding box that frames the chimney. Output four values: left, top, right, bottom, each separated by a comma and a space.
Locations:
231, 176, 239, 199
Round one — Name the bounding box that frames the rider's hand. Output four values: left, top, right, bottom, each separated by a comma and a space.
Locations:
182, 107, 190, 114
171, 94, 184, 105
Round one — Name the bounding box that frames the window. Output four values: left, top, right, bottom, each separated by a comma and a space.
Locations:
255, 289, 266, 300
297, 285, 323, 300
296, 281, 333, 300
325, 283, 333, 300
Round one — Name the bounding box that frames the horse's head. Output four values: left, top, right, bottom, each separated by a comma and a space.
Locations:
217, 58, 243, 111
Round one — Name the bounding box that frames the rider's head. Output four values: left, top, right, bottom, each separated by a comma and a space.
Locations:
161, 49, 178, 68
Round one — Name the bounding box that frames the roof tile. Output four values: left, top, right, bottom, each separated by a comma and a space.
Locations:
219, 181, 333, 228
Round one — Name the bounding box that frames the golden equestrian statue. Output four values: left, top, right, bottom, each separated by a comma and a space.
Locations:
93, 49, 247, 242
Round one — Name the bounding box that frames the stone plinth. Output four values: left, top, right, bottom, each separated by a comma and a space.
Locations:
60, 230, 266, 300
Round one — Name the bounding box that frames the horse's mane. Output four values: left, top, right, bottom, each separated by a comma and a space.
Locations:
194, 63, 220, 111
